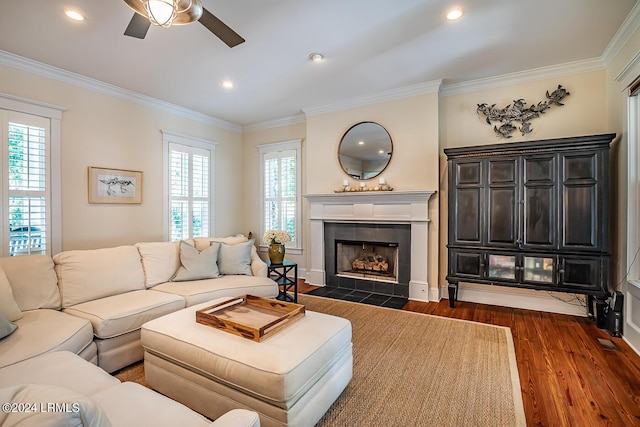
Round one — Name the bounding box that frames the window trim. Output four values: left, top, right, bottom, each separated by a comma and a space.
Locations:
162, 130, 217, 241
258, 139, 302, 254
0, 93, 63, 255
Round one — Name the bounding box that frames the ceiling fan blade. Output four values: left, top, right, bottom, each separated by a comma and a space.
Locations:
124, 13, 151, 39
199, 8, 245, 48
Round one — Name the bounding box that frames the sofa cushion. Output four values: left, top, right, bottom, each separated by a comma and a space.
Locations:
63, 290, 185, 339
0, 255, 60, 311
0, 351, 119, 395
153, 275, 278, 306
0, 384, 112, 427
54, 246, 145, 308
0, 312, 17, 339
0, 266, 22, 321
218, 240, 254, 276
172, 241, 221, 282
135, 241, 181, 288
0, 309, 94, 369
92, 382, 211, 427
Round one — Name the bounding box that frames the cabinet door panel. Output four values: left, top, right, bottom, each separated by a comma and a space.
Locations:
560, 258, 600, 291
488, 159, 516, 184
488, 188, 517, 244
523, 156, 556, 249
564, 186, 596, 247
524, 187, 554, 246
455, 189, 481, 243
561, 152, 600, 250
458, 161, 482, 184
450, 251, 483, 278
487, 158, 518, 247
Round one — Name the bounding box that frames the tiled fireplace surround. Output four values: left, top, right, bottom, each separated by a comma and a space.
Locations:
304, 191, 436, 302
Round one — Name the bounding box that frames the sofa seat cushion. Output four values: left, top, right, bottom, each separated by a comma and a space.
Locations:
0, 351, 119, 395
92, 382, 211, 427
64, 290, 185, 339
152, 275, 278, 306
0, 309, 94, 369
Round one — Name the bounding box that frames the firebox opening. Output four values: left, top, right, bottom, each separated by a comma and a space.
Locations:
336, 240, 399, 284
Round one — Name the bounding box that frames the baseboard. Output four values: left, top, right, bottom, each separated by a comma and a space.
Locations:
441, 283, 588, 316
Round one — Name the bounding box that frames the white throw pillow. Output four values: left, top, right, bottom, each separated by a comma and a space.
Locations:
171, 241, 221, 282
0, 384, 112, 427
0, 265, 22, 322
218, 239, 254, 276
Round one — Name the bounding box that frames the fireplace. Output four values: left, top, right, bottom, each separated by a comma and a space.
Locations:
304, 190, 436, 302
324, 222, 410, 297
336, 240, 398, 283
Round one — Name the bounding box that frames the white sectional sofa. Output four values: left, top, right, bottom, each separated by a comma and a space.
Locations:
0, 351, 260, 427
0, 236, 278, 373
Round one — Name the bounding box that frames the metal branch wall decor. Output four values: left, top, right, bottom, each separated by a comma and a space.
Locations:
476, 85, 570, 138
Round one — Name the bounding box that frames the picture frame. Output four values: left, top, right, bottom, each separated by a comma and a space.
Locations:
88, 166, 143, 204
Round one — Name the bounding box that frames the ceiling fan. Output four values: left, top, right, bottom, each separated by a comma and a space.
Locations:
122, 0, 245, 47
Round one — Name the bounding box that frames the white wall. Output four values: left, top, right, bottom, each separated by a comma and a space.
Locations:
0, 64, 244, 250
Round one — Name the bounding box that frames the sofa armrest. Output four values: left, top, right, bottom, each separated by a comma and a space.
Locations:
250, 247, 267, 277
208, 409, 260, 427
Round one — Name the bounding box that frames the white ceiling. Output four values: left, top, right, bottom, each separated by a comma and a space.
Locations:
0, 0, 637, 127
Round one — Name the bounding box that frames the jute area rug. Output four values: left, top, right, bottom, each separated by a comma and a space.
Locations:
298, 294, 526, 427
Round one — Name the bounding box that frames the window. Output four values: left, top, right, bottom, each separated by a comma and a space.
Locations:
163, 131, 216, 241
259, 139, 302, 252
0, 95, 62, 257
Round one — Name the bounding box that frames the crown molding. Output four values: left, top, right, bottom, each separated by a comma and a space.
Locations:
242, 112, 306, 133
440, 58, 605, 97
0, 50, 242, 133
602, 1, 640, 67
302, 79, 443, 117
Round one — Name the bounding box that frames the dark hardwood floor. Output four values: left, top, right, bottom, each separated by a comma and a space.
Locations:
299, 282, 640, 427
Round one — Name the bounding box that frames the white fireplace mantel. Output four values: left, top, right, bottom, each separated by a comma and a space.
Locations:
303, 190, 437, 302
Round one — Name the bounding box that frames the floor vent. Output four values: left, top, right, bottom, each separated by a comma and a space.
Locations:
597, 338, 619, 351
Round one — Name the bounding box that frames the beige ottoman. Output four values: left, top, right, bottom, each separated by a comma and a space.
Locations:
141, 298, 352, 427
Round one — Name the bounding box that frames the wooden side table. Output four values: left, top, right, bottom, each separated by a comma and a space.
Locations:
267, 259, 298, 303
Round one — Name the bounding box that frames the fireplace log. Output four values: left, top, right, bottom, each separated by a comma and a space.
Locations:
352, 253, 389, 272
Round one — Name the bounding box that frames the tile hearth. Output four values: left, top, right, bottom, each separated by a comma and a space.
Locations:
307, 287, 408, 309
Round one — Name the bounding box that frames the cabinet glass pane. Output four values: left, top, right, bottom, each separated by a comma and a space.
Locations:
488, 255, 515, 279
524, 257, 553, 283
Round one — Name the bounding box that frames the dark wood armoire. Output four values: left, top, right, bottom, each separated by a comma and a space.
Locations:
445, 133, 615, 325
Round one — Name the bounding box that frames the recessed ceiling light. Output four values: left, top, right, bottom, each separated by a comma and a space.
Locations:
221, 80, 234, 89
65, 10, 84, 21
308, 52, 324, 62
446, 9, 463, 20
358, 141, 365, 145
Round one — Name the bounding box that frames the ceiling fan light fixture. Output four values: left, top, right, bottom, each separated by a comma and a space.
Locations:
144, 0, 179, 27
309, 52, 324, 62
446, 8, 463, 21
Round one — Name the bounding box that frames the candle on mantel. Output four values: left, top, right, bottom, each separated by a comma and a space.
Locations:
360, 182, 366, 188
343, 179, 349, 186
379, 177, 386, 185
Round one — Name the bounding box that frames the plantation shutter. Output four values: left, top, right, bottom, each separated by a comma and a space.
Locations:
3, 111, 50, 256
263, 149, 297, 244
169, 142, 210, 241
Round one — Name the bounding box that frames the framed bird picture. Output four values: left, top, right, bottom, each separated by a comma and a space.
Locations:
88, 166, 143, 204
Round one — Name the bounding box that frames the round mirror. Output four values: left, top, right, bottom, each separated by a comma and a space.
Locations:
338, 122, 392, 180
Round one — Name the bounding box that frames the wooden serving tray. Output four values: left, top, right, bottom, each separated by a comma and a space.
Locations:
195, 295, 305, 342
